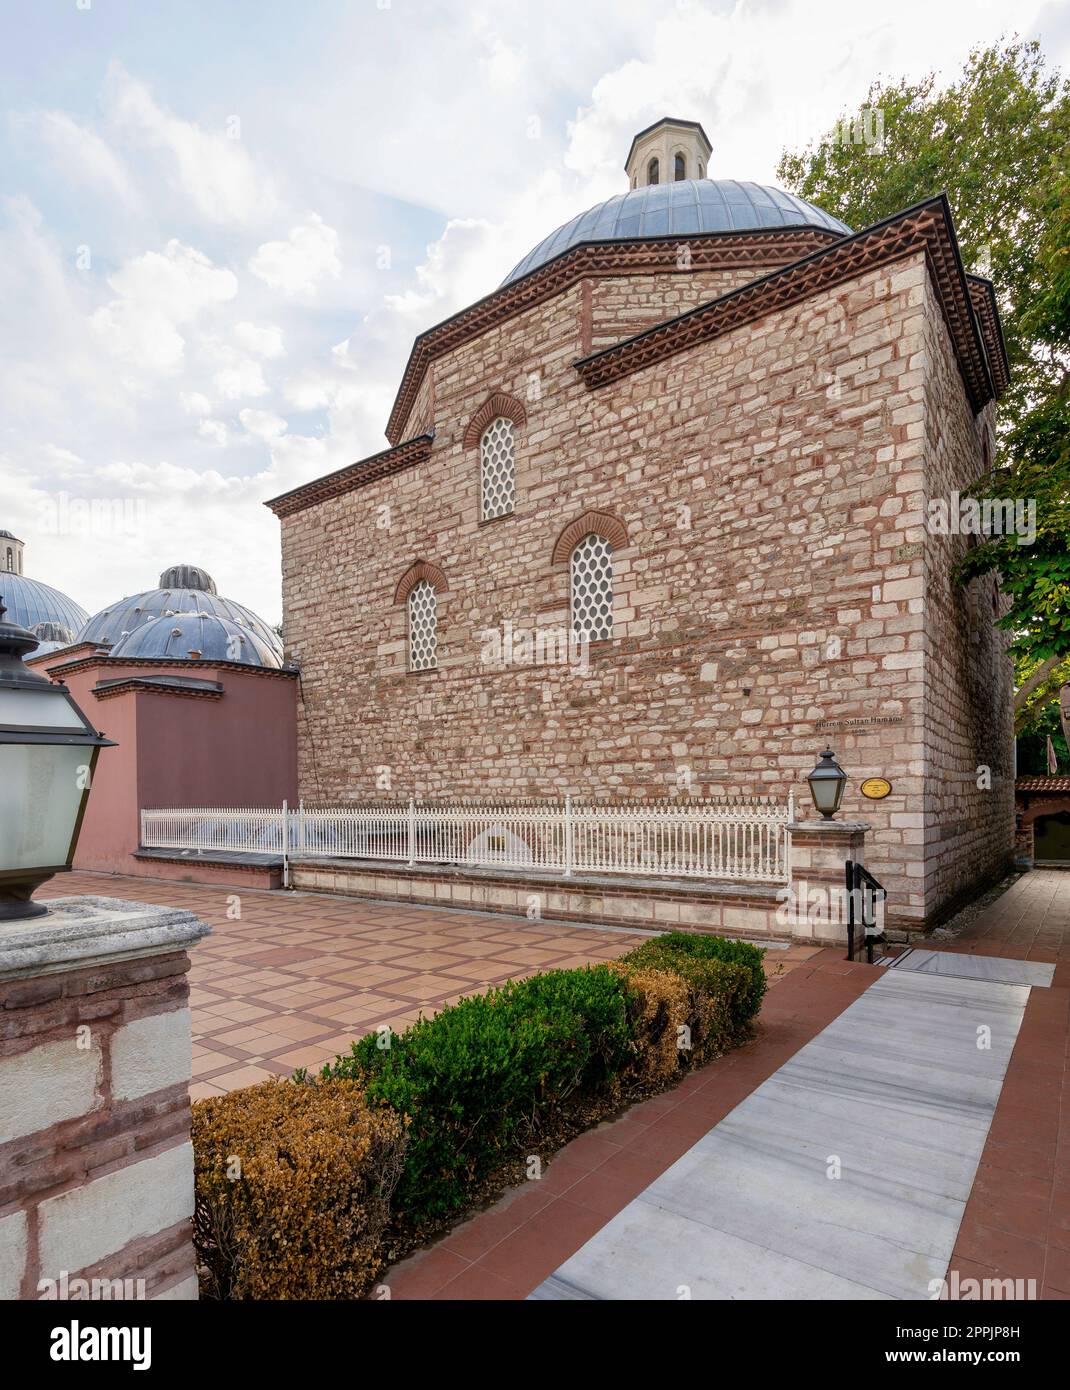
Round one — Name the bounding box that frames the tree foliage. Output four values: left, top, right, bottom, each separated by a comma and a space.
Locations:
778, 39, 1070, 724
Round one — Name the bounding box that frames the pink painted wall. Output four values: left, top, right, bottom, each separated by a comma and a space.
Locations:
28, 653, 298, 879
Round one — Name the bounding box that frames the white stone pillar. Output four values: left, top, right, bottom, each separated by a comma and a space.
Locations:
0, 896, 210, 1301
784, 820, 870, 945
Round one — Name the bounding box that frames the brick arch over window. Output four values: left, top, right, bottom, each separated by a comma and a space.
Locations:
551, 510, 629, 565
462, 391, 528, 449
393, 560, 447, 605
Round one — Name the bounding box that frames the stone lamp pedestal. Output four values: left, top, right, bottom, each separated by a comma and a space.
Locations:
784, 819, 871, 944
0, 897, 210, 1301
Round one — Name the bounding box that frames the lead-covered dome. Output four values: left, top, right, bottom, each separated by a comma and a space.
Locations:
107, 612, 282, 667
501, 178, 851, 286
76, 563, 283, 665
0, 574, 87, 637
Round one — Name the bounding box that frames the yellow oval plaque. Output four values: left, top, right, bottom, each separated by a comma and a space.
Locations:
861, 777, 892, 800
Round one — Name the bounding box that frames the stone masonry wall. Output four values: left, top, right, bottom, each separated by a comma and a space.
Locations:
0, 902, 207, 1301
919, 275, 1014, 917
589, 266, 776, 350
281, 250, 1005, 928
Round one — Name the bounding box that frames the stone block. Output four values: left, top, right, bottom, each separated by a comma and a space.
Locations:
110, 1009, 192, 1102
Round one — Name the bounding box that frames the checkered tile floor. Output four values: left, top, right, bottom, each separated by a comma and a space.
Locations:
45, 873, 663, 1098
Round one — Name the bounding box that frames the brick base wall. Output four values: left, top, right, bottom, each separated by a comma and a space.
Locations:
290, 857, 865, 943
0, 898, 210, 1302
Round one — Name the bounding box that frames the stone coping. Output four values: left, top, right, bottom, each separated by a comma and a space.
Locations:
788, 820, 871, 834
288, 855, 786, 902
134, 848, 283, 868
0, 896, 212, 980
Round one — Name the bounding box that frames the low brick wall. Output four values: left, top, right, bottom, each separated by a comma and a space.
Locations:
132, 850, 283, 890
0, 897, 210, 1301
290, 857, 794, 940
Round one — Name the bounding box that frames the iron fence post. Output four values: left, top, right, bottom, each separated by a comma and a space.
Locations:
564, 794, 573, 877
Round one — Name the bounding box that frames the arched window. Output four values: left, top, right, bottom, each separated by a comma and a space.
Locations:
4, 548, 11, 572
570, 533, 613, 642
408, 580, 438, 671
647, 157, 659, 186
480, 416, 515, 520
674, 153, 686, 180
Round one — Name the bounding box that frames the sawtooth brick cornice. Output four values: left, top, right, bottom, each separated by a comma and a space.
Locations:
385, 227, 841, 444
266, 434, 434, 518
574, 197, 998, 414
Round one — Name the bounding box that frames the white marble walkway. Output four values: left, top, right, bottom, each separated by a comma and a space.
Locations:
530, 965, 1042, 1300
888, 948, 1055, 989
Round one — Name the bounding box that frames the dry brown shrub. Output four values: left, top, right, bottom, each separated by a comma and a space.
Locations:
609, 962, 692, 1086
192, 1077, 407, 1300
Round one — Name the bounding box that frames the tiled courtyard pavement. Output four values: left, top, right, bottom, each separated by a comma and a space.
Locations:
43, 871, 819, 1098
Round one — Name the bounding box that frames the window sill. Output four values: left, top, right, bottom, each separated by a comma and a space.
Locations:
478, 509, 516, 528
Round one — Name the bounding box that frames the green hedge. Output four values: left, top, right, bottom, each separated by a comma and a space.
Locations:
323, 965, 632, 1222
317, 931, 767, 1229
621, 931, 767, 1024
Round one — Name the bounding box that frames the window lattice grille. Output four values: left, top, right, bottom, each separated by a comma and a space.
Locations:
480, 417, 516, 520
570, 533, 613, 642
408, 580, 438, 671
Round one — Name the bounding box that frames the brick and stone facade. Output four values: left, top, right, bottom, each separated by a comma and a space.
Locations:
269, 146, 1012, 933
0, 897, 209, 1300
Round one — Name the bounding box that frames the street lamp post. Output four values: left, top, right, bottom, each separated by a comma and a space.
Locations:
0, 597, 115, 920
805, 748, 848, 820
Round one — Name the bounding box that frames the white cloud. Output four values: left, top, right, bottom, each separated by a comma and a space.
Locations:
239, 408, 287, 441
103, 60, 279, 226
180, 391, 212, 417
234, 321, 286, 358
90, 240, 237, 373
248, 215, 341, 295
214, 360, 270, 400
17, 110, 144, 213
198, 419, 230, 446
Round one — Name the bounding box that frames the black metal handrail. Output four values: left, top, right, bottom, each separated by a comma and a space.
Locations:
845, 859, 887, 963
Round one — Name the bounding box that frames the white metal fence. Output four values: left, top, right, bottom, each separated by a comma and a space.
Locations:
140, 794, 793, 884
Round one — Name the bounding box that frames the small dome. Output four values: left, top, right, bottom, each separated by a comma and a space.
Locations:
27, 620, 76, 659
32, 620, 75, 645
159, 563, 216, 594
501, 178, 851, 285
107, 612, 282, 667
78, 573, 282, 662
0, 574, 87, 636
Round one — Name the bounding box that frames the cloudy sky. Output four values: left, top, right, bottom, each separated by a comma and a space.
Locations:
2, 0, 1067, 626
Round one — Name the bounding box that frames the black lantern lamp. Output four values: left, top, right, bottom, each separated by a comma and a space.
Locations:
806, 748, 848, 820
0, 598, 115, 920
